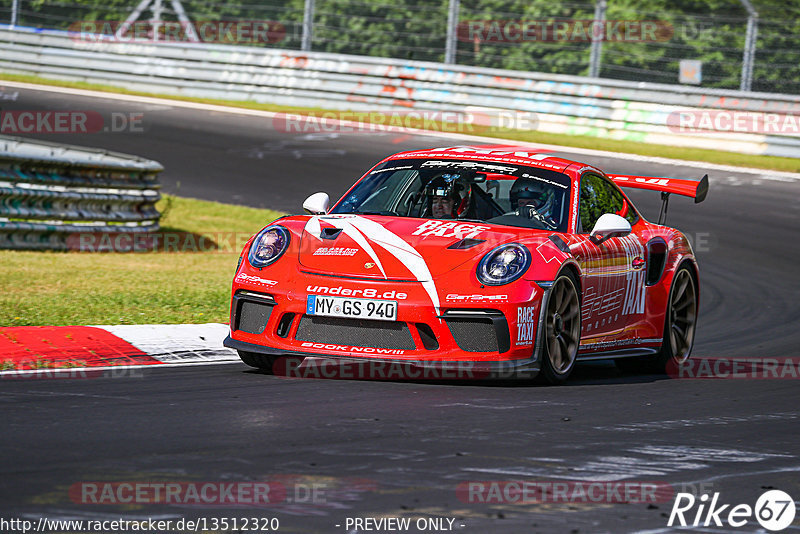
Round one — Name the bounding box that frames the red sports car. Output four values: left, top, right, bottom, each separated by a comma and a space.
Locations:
224, 145, 708, 383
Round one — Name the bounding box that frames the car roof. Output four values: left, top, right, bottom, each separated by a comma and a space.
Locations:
385, 144, 584, 173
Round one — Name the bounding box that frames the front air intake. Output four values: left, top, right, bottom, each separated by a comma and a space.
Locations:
443, 310, 510, 353
238, 300, 274, 334
296, 316, 416, 350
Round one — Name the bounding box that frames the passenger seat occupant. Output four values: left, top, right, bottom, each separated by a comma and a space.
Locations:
509, 177, 558, 229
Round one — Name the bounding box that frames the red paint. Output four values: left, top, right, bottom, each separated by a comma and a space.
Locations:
605, 174, 707, 200
0, 326, 159, 370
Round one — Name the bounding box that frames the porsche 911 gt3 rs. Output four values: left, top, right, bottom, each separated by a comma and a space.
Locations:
224, 145, 708, 383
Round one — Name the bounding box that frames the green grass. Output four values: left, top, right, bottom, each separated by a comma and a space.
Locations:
3, 72, 799, 174
0, 195, 284, 326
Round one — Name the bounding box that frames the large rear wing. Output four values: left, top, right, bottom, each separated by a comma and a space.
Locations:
607, 174, 709, 204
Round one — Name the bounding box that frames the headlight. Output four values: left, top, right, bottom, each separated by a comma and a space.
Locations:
248, 226, 290, 268
476, 243, 531, 286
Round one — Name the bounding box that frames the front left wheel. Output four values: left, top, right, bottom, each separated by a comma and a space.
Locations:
539, 272, 581, 385
616, 265, 697, 374
238, 350, 278, 373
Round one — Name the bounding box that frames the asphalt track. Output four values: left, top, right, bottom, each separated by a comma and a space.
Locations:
2, 84, 800, 533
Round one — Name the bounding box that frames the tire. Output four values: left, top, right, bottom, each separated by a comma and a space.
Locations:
655, 266, 698, 372
539, 271, 581, 385
237, 350, 279, 373
616, 265, 698, 374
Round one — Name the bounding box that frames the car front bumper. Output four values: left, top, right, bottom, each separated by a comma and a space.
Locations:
226, 269, 550, 376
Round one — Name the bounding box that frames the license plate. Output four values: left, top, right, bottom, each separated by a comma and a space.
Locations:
307, 295, 397, 321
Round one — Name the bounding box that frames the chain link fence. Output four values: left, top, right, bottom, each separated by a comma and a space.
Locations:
0, 0, 798, 94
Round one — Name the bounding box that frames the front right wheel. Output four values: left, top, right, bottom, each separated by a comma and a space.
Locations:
539, 272, 581, 385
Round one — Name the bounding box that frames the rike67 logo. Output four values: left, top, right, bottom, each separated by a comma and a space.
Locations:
669, 489, 796, 531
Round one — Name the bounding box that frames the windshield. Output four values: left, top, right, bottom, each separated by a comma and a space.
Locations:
331, 158, 572, 232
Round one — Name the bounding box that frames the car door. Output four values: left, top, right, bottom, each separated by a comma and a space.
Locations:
572, 173, 646, 346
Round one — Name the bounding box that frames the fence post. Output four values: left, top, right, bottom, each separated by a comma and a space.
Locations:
444, 0, 459, 64
10, 0, 18, 27
301, 0, 315, 52
151, 0, 162, 42
739, 0, 758, 92
588, 0, 606, 77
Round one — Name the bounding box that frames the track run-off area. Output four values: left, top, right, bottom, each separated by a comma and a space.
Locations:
1, 82, 799, 533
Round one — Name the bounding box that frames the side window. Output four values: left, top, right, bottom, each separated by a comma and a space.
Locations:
579, 174, 636, 233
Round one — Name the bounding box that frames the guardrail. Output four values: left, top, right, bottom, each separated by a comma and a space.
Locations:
0, 134, 162, 250
1, 26, 799, 158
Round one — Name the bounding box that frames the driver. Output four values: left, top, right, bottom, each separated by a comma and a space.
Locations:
431, 194, 456, 219
425, 174, 468, 219
509, 177, 558, 228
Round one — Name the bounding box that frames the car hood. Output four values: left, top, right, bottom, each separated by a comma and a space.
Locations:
297, 214, 535, 280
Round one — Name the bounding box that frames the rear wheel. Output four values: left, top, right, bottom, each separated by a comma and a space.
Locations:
539, 272, 581, 385
616, 265, 697, 374
237, 350, 278, 373
656, 266, 697, 370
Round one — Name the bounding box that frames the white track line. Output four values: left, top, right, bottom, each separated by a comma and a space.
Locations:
3, 80, 799, 181
98, 323, 238, 363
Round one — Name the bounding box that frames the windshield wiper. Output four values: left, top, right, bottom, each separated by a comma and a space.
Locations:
350, 210, 400, 216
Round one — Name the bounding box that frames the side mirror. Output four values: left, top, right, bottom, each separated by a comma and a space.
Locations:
303, 192, 329, 215
590, 213, 631, 244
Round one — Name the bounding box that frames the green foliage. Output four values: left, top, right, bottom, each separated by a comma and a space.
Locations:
0, 0, 796, 92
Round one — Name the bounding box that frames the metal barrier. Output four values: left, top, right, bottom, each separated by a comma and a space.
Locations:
1, 26, 799, 158
0, 134, 162, 250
